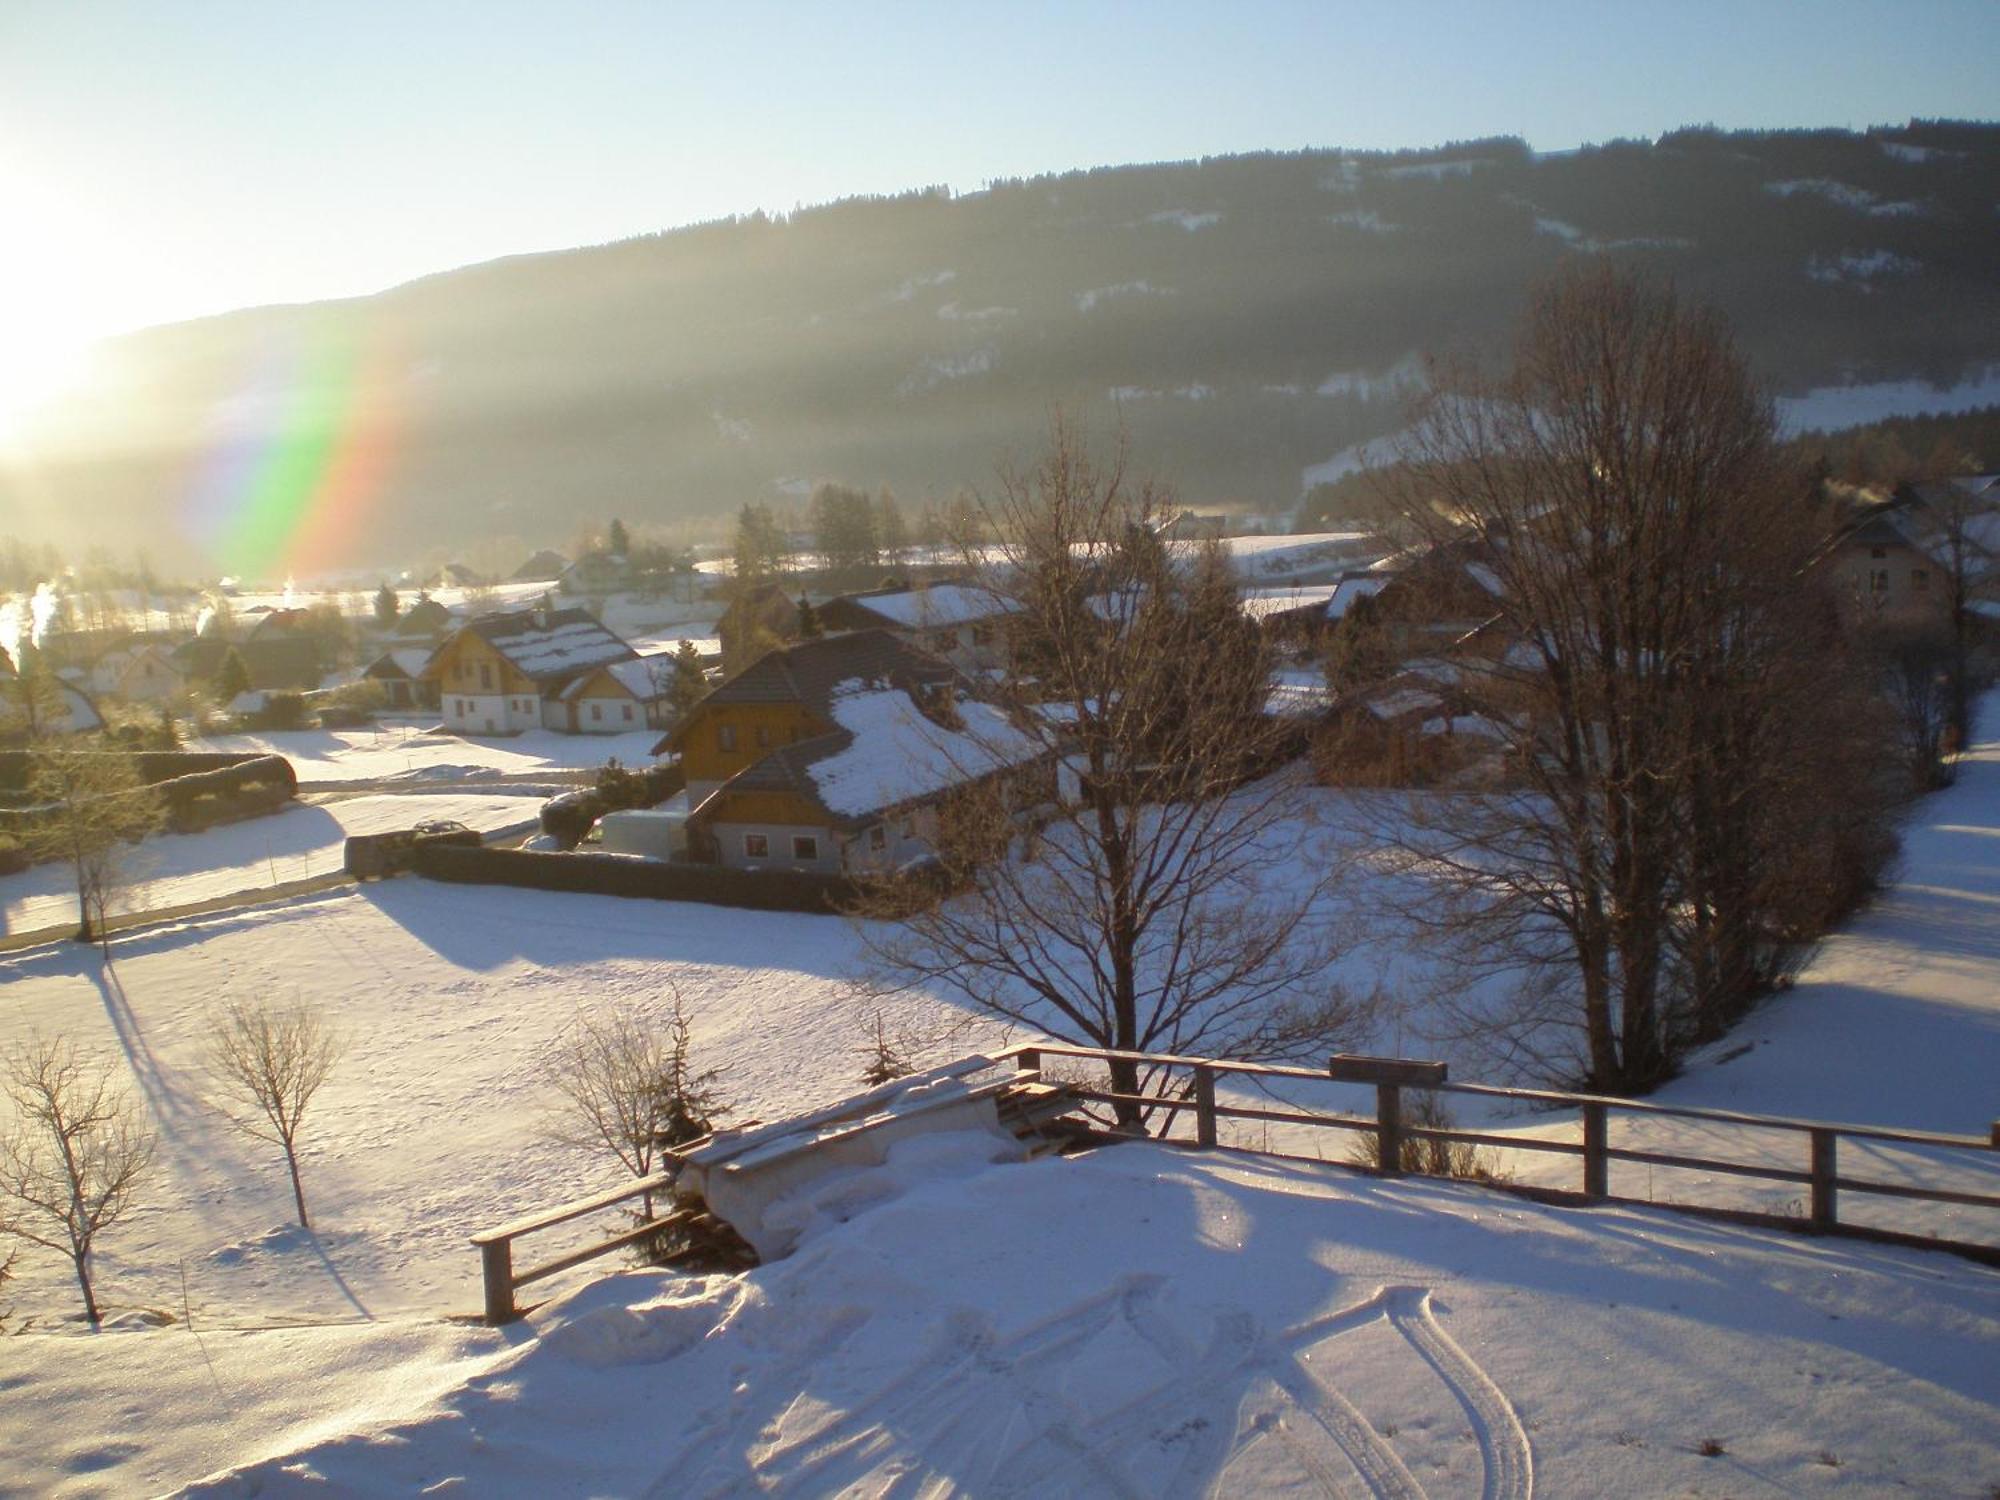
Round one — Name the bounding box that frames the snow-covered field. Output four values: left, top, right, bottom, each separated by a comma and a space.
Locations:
3, 707, 2000, 1493
189, 724, 662, 787
13, 1144, 2000, 1497
0, 794, 547, 941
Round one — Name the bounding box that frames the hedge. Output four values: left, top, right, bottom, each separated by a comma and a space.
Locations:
0, 752, 297, 840
410, 843, 862, 914
0, 749, 274, 797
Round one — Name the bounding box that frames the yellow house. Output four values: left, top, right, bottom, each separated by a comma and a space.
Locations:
424, 606, 638, 735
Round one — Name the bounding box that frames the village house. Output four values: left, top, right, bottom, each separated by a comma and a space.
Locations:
0, 649, 105, 740
361, 648, 441, 711
656, 630, 1046, 875
1820, 477, 2000, 623
86, 643, 187, 703
423, 606, 660, 735
817, 582, 1019, 676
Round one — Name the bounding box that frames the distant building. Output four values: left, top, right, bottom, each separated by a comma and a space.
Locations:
88, 644, 187, 703
817, 582, 1019, 675
511, 548, 570, 583
657, 630, 1046, 875
422, 606, 648, 735
362, 648, 441, 711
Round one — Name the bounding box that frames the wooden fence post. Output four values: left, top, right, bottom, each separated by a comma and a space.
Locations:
480, 1238, 516, 1325
1809, 1128, 1837, 1229
1193, 1065, 1217, 1148
1989, 1120, 1999, 1149
1376, 1083, 1403, 1176
1581, 1101, 1608, 1200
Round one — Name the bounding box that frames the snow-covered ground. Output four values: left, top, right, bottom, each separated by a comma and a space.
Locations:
0, 794, 547, 940
5, 705, 2000, 1493
188, 724, 662, 787
16, 1144, 2000, 1497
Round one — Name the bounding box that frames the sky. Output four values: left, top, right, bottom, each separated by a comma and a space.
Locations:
0, 0, 1994, 426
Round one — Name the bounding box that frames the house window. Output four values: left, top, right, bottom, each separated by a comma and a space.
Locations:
744, 833, 768, 858
622, 703, 633, 721
869, 825, 887, 851
1869, 569, 1890, 593
792, 835, 819, 860
480, 663, 493, 689
1911, 569, 1930, 591
590, 703, 602, 722
1870, 547, 1887, 560
930, 630, 957, 653
718, 724, 737, 752
900, 816, 916, 838
756, 725, 771, 748
971, 624, 993, 647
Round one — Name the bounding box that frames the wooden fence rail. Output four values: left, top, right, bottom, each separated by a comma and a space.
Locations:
470, 1172, 678, 1324
998, 1044, 2000, 1263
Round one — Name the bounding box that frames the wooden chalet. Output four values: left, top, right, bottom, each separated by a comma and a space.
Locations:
657, 630, 1045, 875
423, 606, 643, 735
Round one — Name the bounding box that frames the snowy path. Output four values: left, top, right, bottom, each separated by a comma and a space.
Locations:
0, 793, 544, 940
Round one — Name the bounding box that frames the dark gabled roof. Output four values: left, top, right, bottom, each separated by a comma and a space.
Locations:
452, 607, 635, 687
704, 629, 959, 710
700, 728, 857, 817
654, 630, 964, 757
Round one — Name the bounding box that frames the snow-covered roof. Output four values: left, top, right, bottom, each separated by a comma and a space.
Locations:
1238, 585, 1342, 621
1421, 713, 1510, 741
559, 656, 673, 702
833, 584, 1018, 631
1364, 687, 1444, 721
461, 608, 636, 685
1325, 575, 1390, 619
806, 682, 1042, 820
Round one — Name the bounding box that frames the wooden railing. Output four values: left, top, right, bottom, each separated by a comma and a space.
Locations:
470, 1172, 681, 1324
997, 1044, 2000, 1263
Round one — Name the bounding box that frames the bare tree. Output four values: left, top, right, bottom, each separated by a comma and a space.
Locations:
20, 744, 166, 947
0, 1035, 155, 1324
859, 417, 1368, 1129
1376, 265, 1886, 1089
544, 993, 725, 1210
206, 1001, 346, 1228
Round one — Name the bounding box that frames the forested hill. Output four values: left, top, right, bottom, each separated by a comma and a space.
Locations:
11, 120, 1999, 575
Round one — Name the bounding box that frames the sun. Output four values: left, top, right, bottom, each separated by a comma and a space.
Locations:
0, 320, 93, 446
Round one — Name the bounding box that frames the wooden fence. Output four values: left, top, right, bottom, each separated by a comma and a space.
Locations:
997, 1043, 2000, 1265
470, 1173, 683, 1324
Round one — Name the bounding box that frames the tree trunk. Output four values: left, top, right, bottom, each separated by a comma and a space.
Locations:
74, 1250, 99, 1325
286, 1148, 311, 1229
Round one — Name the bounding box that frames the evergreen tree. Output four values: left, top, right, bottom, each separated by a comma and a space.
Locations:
796, 596, 824, 639
373, 582, 399, 627
608, 517, 631, 556
669, 639, 706, 717
214, 647, 252, 704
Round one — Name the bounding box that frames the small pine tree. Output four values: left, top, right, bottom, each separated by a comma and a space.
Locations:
608, 518, 631, 557
669, 640, 706, 717
654, 998, 727, 1150
213, 647, 252, 705
796, 596, 823, 639
373, 582, 399, 627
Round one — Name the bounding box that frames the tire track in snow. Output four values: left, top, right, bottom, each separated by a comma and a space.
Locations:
644, 1278, 1530, 1498
1384, 1287, 1532, 1500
